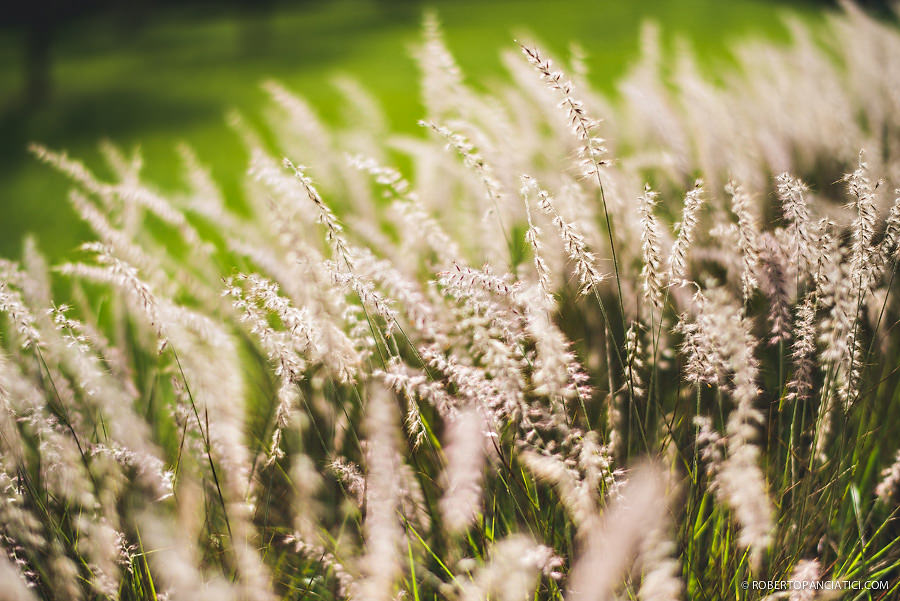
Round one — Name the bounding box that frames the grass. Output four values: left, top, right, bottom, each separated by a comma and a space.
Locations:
0, 0, 820, 262
3, 3, 900, 600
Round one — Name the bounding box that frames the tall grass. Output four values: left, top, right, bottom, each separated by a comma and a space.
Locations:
3, 3, 900, 600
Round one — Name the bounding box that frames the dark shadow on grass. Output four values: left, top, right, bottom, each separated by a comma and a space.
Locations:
0, 89, 220, 168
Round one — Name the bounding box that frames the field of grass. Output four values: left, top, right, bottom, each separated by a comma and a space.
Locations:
0, 0, 819, 261
8, 3, 900, 600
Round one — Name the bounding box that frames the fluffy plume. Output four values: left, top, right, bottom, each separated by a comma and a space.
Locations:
638, 184, 665, 315
521, 175, 606, 295
440, 409, 487, 533
355, 387, 404, 601
726, 181, 760, 303
667, 180, 704, 286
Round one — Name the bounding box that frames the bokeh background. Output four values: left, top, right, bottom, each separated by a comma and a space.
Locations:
0, 0, 880, 261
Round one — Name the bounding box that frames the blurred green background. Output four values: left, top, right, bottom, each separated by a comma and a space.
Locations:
0, 0, 830, 262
